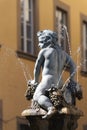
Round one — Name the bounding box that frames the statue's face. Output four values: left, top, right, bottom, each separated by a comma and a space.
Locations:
38, 35, 51, 48
37, 30, 53, 49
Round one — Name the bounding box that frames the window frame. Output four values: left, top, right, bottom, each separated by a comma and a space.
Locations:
80, 14, 87, 76
17, 0, 39, 61
20, 0, 34, 54
54, 0, 71, 54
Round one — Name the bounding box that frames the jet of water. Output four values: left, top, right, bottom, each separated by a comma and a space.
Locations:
0, 44, 32, 82
57, 46, 81, 87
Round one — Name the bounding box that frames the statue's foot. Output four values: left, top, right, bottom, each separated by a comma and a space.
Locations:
42, 107, 58, 119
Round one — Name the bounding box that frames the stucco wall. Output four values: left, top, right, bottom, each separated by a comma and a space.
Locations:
39, 0, 54, 30
0, 0, 18, 50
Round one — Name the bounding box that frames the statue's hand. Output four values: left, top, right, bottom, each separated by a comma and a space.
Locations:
31, 80, 36, 85
27, 80, 38, 88
25, 80, 38, 100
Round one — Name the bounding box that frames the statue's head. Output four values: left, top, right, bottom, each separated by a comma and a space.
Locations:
37, 30, 58, 48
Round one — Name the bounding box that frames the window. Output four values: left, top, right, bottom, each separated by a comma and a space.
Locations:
56, 8, 67, 26
81, 21, 87, 72
80, 14, 87, 74
20, 0, 34, 55
54, 1, 70, 54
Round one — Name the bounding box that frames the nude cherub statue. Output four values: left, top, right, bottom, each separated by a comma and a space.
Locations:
27, 30, 77, 119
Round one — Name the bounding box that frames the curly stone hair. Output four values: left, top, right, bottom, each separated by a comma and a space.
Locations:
37, 30, 58, 45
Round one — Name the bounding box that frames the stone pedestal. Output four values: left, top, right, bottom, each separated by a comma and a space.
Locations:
22, 107, 83, 130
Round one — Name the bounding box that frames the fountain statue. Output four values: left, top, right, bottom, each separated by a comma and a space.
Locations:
22, 30, 83, 130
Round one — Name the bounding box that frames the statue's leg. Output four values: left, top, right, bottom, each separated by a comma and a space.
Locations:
38, 95, 53, 110
33, 90, 53, 110
33, 89, 57, 119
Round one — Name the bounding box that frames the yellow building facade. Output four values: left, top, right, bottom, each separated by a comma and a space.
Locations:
0, 0, 87, 130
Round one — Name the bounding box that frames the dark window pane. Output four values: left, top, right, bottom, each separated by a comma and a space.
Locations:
21, 16, 24, 22
21, 23, 24, 36
26, 25, 31, 39
21, 38, 24, 51
29, 11, 31, 23
29, 0, 31, 10
27, 40, 32, 53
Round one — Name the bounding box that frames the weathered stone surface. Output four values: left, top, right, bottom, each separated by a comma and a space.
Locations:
21, 106, 83, 117
21, 107, 83, 130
